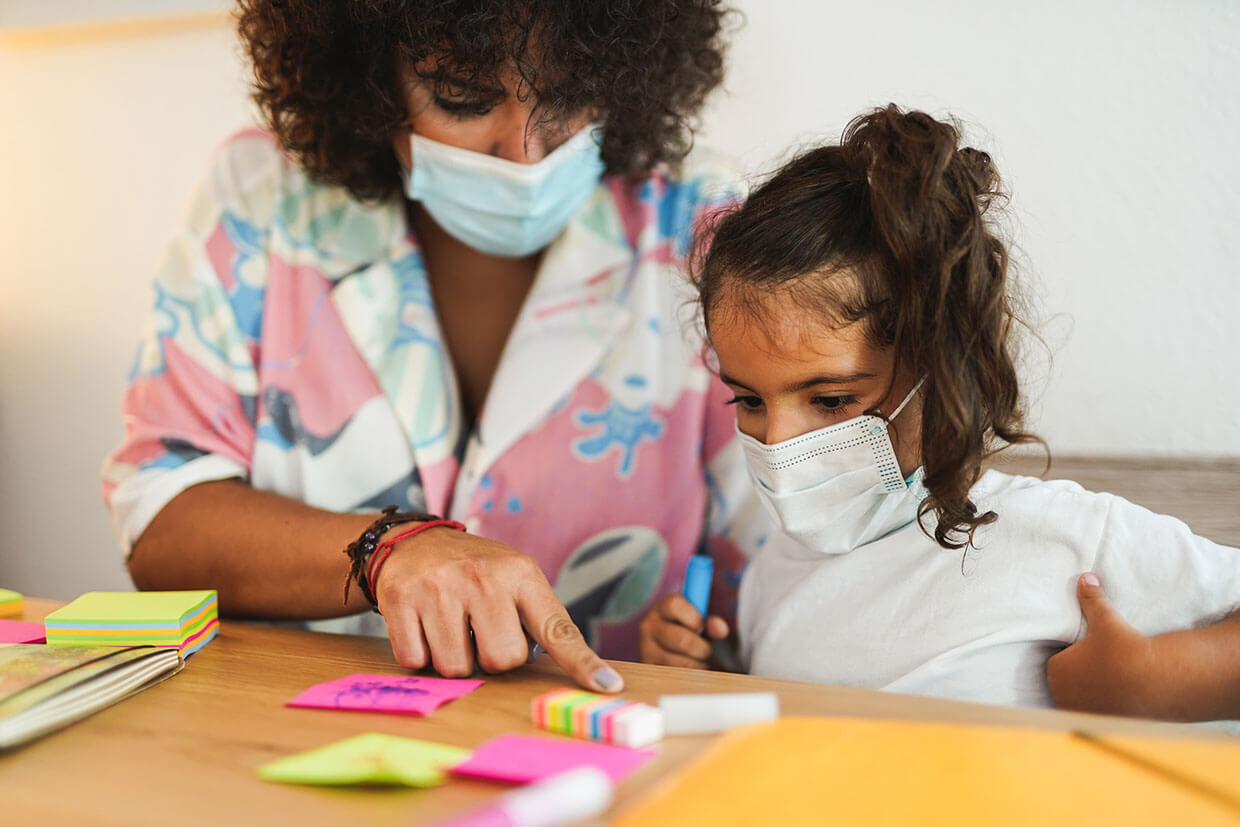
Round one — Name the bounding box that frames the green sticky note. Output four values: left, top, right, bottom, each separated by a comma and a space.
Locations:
257, 733, 471, 787
45, 591, 216, 625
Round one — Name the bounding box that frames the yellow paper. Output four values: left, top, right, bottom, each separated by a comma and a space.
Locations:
1085, 733, 1240, 809
615, 717, 1240, 826
257, 733, 470, 787
0, 589, 21, 618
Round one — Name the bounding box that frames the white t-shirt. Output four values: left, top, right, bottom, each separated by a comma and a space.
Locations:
739, 470, 1240, 710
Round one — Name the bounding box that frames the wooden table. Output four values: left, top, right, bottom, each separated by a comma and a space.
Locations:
0, 599, 1217, 825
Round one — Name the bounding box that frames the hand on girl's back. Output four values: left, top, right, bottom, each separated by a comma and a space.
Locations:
1046, 573, 1159, 716
638, 594, 730, 669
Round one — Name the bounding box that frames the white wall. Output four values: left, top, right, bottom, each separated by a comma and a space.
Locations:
0, 19, 253, 598
1, 2, 1237, 598
703, 0, 1240, 456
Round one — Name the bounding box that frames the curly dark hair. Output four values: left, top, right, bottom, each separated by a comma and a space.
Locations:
237, 0, 732, 203
696, 105, 1043, 550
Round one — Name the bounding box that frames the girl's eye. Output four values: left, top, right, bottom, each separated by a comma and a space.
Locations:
813, 395, 856, 414
433, 96, 495, 118
725, 395, 764, 411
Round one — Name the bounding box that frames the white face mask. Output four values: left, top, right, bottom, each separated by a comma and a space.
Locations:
737, 380, 926, 554
405, 123, 605, 258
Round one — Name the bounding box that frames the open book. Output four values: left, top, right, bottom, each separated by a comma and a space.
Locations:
0, 643, 182, 749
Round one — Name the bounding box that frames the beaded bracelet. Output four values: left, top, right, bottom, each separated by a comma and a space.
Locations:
365, 519, 466, 611
343, 506, 441, 608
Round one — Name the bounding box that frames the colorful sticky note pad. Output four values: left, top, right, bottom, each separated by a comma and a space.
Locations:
0, 589, 21, 618
0, 620, 46, 644
287, 673, 483, 715
451, 734, 655, 785
43, 591, 218, 656
258, 733, 471, 787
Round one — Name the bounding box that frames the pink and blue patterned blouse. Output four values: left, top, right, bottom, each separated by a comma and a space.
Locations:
103, 129, 769, 659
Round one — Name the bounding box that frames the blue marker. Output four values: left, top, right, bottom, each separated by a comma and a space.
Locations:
682, 554, 714, 619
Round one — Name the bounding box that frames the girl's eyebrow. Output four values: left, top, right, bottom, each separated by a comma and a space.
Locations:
787, 372, 877, 391
720, 372, 877, 392
719, 374, 755, 391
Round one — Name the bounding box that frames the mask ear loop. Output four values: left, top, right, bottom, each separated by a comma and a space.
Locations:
886, 377, 926, 421
885, 377, 927, 491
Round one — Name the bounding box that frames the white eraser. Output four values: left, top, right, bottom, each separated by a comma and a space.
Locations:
658, 692, 780, 735
609, 702, 664, 748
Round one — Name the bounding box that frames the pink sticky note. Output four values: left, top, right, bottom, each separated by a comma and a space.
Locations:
287, 673, 483, 715
451, 734, 655, 784
0, 619, 46, 644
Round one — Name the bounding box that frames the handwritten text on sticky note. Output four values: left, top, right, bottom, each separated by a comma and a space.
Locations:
287, 673, 483, 715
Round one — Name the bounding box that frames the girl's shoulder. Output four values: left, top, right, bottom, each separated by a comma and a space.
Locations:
973, 468, 1092, 499
970, 469, 1116, 542
970, 468, 1228, 557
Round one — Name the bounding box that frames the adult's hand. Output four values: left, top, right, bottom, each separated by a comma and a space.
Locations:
374, 526, 624, 693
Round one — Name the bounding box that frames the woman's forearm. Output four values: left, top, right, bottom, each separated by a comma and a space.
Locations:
1145, 610, 1240, 721
127, 479, 376, 619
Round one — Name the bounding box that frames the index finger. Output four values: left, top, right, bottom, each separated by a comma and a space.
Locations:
517, 578, 624, 693
657, 594, 705, 632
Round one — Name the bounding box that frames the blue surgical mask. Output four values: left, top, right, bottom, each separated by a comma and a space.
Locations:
405, 124, 605, 258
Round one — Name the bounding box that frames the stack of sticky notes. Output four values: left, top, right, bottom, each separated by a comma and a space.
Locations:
0, 589, 21, 617
43, 590, 218, 657
532, 688, 663, 748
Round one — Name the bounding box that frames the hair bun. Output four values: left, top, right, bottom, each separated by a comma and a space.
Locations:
955, 146, 1001, 203
840, 105, 1001, 276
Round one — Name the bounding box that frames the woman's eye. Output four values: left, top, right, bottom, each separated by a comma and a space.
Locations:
725, 395, 764, 411
433, 96, 495, 117
813, 395, 855, 413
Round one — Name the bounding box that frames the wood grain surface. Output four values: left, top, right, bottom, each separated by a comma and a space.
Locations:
1, 597, 1227, 826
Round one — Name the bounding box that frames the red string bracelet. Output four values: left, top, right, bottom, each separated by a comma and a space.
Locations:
366, 519, 467, 608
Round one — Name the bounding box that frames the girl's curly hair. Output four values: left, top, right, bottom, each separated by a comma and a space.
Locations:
238, 0, 732, 203
697, 105, 1043, 550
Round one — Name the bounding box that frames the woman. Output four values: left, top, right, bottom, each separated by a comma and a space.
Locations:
103, 0, 766, 692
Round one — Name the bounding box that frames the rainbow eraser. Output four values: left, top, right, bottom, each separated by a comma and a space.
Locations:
531, 688, 663, 748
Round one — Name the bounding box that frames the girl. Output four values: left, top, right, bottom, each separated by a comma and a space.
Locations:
639, 106, 1240, 721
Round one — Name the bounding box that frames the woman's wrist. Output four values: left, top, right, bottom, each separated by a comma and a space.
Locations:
342, 507, 447, 609
366, 519, 468, 610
